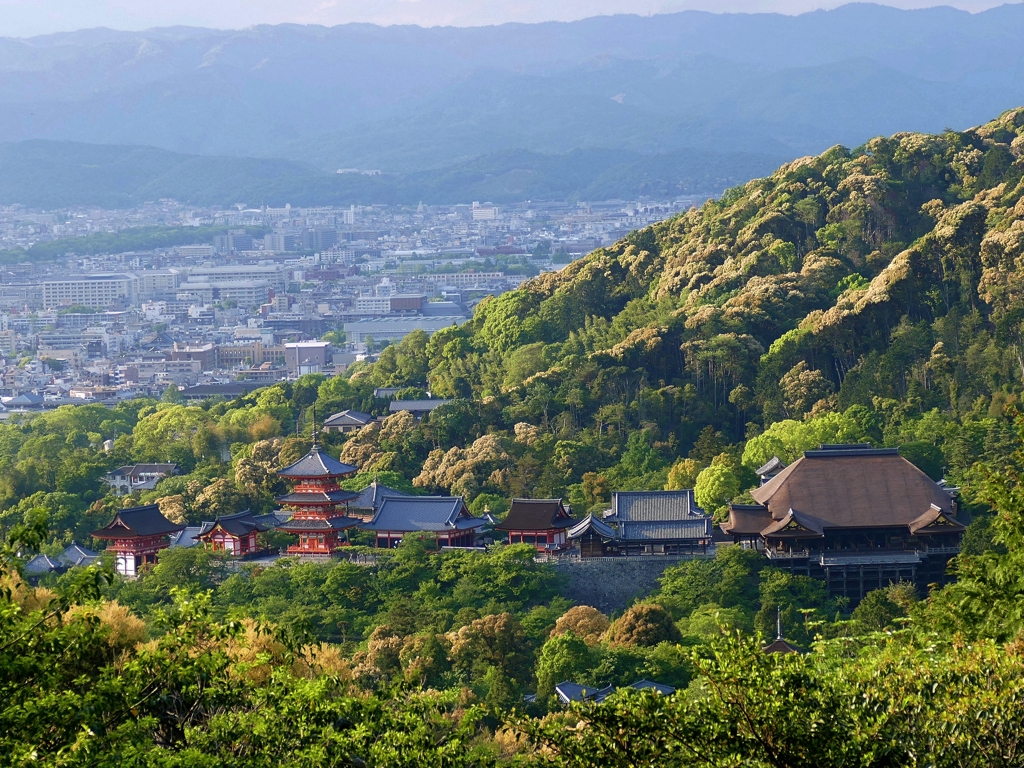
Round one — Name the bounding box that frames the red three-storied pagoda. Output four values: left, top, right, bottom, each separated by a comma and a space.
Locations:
275, 438, 362, 558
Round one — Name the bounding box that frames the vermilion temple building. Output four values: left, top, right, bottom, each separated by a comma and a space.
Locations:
722, 444, 963, 601
195, 510, 279, 557
274, 443, 362, 558
493, 498, 577, 552
92, 504, 185, 577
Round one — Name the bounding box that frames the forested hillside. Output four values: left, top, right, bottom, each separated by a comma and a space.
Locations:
4, 109, 1024, 765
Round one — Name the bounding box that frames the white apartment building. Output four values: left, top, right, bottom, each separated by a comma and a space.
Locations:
353, 294, 426, 314
427, 272, 505, 287
177, 281, 272, 309
137, 269, 182, 297
188, 265, 287, 291
42, 274, 139, 310
176, 245, 216, 258
344, 316, 466, 343
353, 296, 392, 314
472, 202, 497, 221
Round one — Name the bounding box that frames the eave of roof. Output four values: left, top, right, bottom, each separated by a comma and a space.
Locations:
278, 517, 363, 531
276, 489, 360, 505
722, 504, 773, 535
277, 445, 358, 478
567, 514, 617, 540
493, 498, 573, 531
760, 508, 825, 538
92, 504, 185, 539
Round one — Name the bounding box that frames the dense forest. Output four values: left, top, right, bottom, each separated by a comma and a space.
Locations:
4, 108, 1024, 765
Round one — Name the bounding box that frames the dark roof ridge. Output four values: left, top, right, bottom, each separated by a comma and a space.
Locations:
804, 447, 898, 458
610, 493, 692, 499
212, 509, 254, 520
755, 456, 787, 475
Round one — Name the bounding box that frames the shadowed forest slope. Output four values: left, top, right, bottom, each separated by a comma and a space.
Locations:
433, 107, 1024, 440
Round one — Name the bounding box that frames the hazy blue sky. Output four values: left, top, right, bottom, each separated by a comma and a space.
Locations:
0, 0, 1010, 37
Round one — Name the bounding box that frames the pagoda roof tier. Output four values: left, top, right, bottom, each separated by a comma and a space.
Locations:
276, 489, 361, 505
277, 444, 357, 479
278, 517, 364, 532
92, 504, 185, 540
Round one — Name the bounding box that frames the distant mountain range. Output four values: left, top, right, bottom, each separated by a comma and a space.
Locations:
0, 141, 784, 208
1, 4, 1023, 206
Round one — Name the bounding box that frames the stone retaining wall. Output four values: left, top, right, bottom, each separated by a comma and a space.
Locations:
553, 555, 709, 614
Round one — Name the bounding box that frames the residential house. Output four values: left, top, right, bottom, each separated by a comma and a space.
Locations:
721, 444, 963, 602
387, 399, 450, 419
322, 409, 375, 434
103, 463, 181, 495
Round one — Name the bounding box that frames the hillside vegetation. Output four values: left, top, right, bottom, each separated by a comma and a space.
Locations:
5, 110, 1024, 765
382, 106, 1024, 503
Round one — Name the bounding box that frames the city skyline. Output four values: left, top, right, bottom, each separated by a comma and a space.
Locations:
0, 0, 1010, 38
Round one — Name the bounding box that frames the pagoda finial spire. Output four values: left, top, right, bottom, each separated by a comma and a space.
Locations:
311, 404, 320, 446
776, 606, 783, 641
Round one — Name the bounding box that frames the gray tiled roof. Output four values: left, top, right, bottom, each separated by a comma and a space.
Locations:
363, 496, 484, 533
23, 554, 63, 574
554, 679, 676, 705
555, 682, 614, 705
60, 542, 98, 567
324, 409, 374, 426
755, 456, 786, 476
93, 504, 185, 539
169, 527, 203, 548
567, 514, 616, 540
277, 445, 357, 478
388, 399, 450, 413
108, 463, 180, 478
349, 482, 411, 510
611, 490, 712, 542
